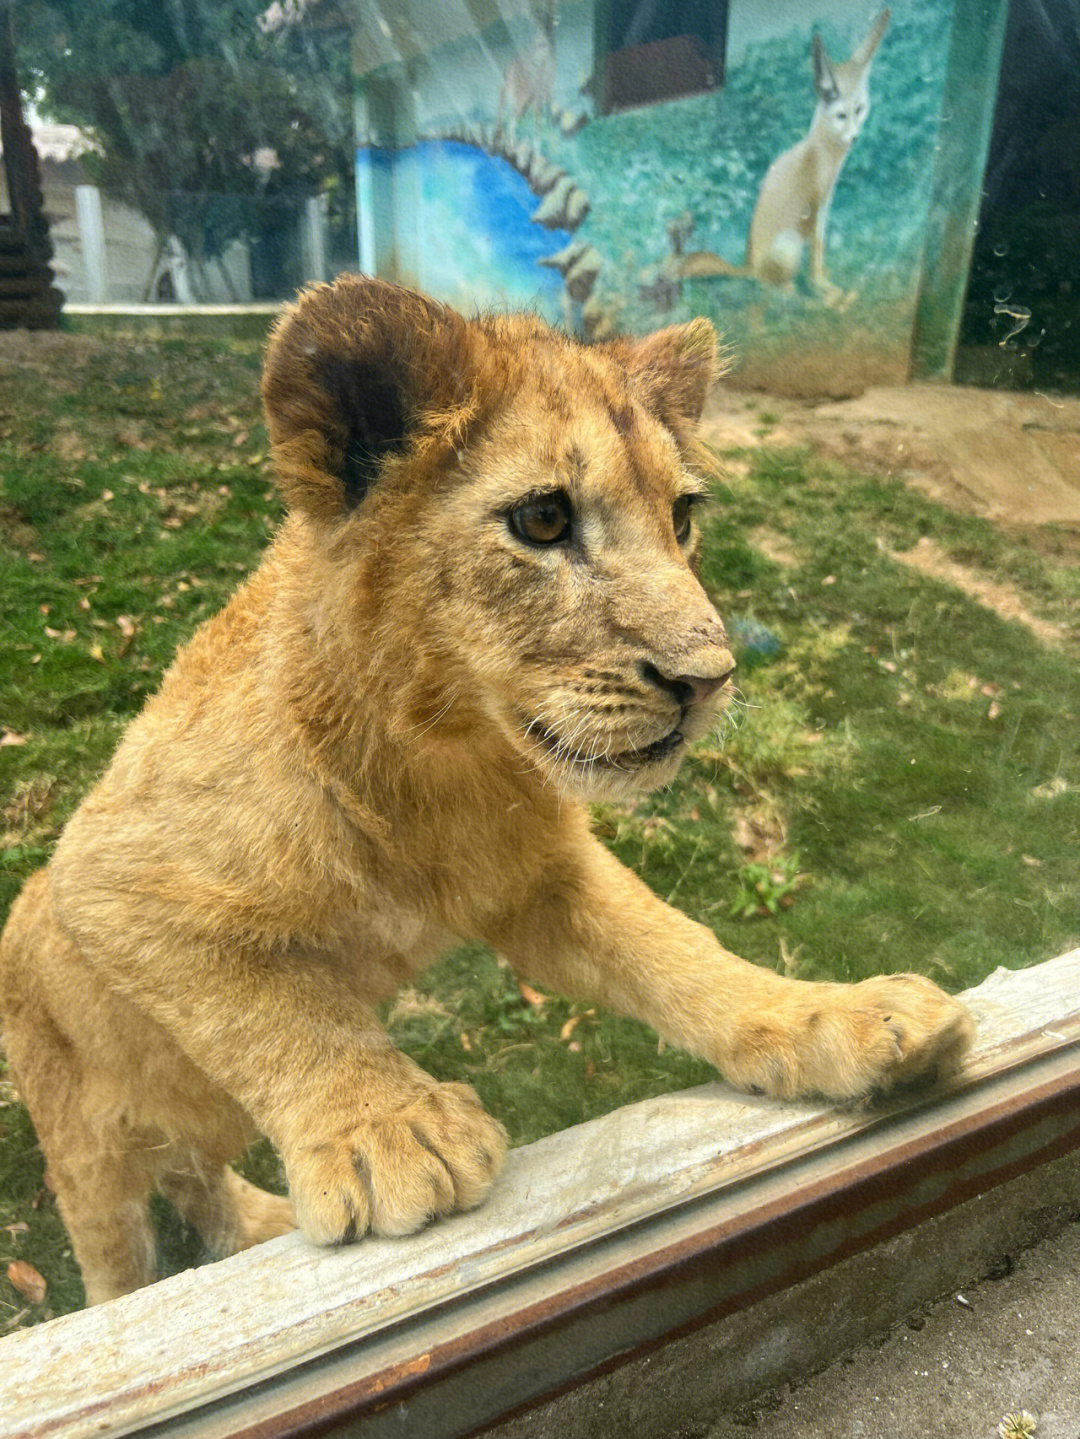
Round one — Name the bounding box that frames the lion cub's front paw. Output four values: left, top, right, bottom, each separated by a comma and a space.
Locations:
732, 972, 975, 1102
843, 973, 976, 1094
285, 1082, 508, 1246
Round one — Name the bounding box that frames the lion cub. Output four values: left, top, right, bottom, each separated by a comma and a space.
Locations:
0, 278, 973, 1304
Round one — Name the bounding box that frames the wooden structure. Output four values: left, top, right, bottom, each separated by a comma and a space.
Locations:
0, 0, 62, 328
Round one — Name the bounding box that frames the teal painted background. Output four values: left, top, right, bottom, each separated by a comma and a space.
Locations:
355, 0, 979, 392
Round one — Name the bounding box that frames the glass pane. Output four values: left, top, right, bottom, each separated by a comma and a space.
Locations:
2, 0, 1078, 1352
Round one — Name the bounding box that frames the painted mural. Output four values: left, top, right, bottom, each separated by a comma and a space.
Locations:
354, 0, 960, 392
678, 10, 892, 302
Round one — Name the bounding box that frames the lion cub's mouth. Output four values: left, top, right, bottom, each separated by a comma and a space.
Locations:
524, 718, 684, 772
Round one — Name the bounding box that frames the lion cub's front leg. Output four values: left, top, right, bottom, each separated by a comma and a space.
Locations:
46, 878, 507, 1249
223, 1024, 507, 1245
490, 835, 974, 1103
712, 969, 974, 1100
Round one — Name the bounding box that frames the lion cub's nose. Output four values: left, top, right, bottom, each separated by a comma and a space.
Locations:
638, 659, 735, 709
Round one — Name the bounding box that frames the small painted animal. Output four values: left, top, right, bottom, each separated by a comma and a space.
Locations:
681, 10, 890, 302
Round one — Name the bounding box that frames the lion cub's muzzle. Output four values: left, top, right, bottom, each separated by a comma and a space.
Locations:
631, 648, 736, 758
521, 638, 736, 796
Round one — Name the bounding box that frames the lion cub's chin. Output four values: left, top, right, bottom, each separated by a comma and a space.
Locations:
527, 736, 691, 804
516, 699, 731, 802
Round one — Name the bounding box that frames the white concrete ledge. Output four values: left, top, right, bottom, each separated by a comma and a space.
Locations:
4, 951, 1080, 1439
64, 303, 284, 316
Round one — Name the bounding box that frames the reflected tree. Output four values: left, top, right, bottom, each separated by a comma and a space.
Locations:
16, 0, 354, 296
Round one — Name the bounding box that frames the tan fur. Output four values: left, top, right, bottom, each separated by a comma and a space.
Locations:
0, 276, 972, 1304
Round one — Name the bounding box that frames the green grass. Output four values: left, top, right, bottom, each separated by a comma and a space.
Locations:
1, 332, 1078, 1327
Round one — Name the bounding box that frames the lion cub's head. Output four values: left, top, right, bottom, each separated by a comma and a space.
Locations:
262, 277, 735, 802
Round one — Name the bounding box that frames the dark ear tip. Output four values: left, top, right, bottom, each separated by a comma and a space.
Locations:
261, 277, 471, 521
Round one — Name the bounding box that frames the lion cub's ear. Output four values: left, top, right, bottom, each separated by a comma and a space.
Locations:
261, 276, 475, 523
606, 318, 722, 431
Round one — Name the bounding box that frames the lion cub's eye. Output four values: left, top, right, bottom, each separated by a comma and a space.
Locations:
672, 495, 696, 545
508, 491, 573, 547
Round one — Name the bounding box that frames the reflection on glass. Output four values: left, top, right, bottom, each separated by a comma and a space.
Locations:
0, 0, 1077, 1344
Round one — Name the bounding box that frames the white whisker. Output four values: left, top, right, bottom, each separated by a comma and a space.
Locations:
402, 688, 459, 742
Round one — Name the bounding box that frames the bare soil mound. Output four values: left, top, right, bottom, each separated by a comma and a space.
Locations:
704, 383, 1080, 532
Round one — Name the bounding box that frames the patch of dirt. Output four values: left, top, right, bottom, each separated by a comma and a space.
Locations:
885, 537, 1067, 648
705, 382, 1080, 533
0, 504, 39, 552
385, 988, 451, 1028
749, 526, 800, 567
705, 380, 1080, 643
2, 779, 59, 836
52, 426, 91, 464
731, 804, 786, 863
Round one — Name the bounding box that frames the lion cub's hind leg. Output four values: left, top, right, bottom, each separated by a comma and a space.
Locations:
3, 1018, 159, 1306
48, 1136, 159, 1307
1, 871, 290, 1304
159, 1158, 295, 1258
1, 874, 158, 1304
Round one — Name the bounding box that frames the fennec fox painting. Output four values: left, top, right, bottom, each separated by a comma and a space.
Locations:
0, 276, 972, 1305
682, 10, 891, 300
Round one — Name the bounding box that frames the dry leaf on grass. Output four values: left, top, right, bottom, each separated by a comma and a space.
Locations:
560, 1010, 595, 1041
7, 1260, 46, 1305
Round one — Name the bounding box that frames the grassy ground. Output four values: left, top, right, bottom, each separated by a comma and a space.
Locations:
1, 329, 1079, 1330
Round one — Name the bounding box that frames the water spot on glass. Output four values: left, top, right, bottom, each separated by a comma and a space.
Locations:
992, 242, 1008, 258
993, 302, 1032, 348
